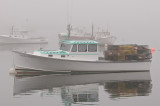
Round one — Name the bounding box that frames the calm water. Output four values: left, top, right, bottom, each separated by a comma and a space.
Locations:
0, 43, 159, 106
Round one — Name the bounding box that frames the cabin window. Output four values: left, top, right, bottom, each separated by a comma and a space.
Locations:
78, 44, 87, 52
88, 44, 97, 52
71, 44, 77, 52
60, 43, 71, 52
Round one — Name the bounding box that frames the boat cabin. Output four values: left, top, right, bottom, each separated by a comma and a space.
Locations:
34, 40, 99, 61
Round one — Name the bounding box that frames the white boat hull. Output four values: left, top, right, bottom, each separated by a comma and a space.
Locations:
13, 51, 151, 72
0, 35, 47, 44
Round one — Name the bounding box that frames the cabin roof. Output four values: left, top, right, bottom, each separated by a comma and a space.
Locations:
62, 40, 99, 44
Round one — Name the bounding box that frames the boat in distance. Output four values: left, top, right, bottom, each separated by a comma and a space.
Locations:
0, 35, 48, 44
0, 26, 48, 44
13, 40, 152, 73
58, 25, 116, 45
59, 31, 116, 45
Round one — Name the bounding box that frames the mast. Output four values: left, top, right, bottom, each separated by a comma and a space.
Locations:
106, 28, 110, 36
91, 24, 94, 39
66, 0, 73, 40
67, 24, 71, 40
11, 26, 14, 35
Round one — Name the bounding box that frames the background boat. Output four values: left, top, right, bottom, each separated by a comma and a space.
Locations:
0, 26, 48, 44
58, 26, 116, 45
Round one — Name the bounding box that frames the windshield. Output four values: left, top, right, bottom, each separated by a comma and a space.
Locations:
60, 43, 71, 52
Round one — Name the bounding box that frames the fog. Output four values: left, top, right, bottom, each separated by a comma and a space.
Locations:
0, 0, 160, 48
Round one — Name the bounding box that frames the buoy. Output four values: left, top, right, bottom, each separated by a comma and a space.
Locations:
151, 48, 155, 53
9, 68, 17, 74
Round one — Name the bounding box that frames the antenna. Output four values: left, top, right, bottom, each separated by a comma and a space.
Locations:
67, 0, 73, 25
66, 0, 73, 40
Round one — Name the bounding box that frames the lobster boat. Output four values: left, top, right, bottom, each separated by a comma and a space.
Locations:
13, 40, 152, 73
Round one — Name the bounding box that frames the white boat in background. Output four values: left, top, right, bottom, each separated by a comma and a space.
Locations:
58, 25, 116, 45
13, 39, 152, 72
59, 31, 116, 45
94, 31, 116, 45
0, 26, 48, 44
0, 35, 47, 44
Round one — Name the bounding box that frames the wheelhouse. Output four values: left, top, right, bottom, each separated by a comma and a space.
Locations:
60, 40, 99, 53
60, 40, 99, 61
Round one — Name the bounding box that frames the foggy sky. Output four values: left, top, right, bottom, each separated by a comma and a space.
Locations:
0, 0, 160, 48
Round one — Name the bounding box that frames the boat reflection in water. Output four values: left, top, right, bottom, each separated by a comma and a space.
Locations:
104, 80, 151, 98
61, 84, 99, 105
13, 71, 152, 104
